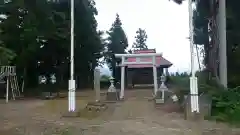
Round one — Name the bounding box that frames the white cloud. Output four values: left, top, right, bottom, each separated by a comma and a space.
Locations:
96, 0, 200, 73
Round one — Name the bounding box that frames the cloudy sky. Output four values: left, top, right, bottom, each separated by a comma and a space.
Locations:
95, 0, 199, 74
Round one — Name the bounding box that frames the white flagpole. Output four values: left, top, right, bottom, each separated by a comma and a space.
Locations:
69, 0, 76, 112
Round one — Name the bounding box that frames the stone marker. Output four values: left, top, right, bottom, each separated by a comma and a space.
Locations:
94, 69, 101, 102
199, 93, 212, 118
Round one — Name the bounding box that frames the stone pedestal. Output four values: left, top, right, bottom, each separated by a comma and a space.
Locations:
58, 92, 67, 98
154, 89, 176, 103
154, 90, 164, 107
106, 91, 119, 101
85, 101, 107, 111
183, 94, 211, 121
155, 90, 180, 112
184, 106, 203, 121
41, 92, 55, 100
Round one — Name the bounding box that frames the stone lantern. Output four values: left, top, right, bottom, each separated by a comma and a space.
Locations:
50, 74, 56, 84
39, 74, 57, 99
50, 74, 58, 97
39, 75, 47, 84
108, 76, 116, 92
155, 75, 167, 104
106, 76, 119, 101
160, 75, 166, 85
39, 75, 50, 99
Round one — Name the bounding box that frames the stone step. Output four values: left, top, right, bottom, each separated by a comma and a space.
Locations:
106, 92, 120, 101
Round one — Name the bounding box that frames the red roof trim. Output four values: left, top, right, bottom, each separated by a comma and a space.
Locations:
126, 49, 172, 68
133, 49, 156, 54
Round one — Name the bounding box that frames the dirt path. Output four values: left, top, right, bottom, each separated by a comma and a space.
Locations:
0, 90, 239, 135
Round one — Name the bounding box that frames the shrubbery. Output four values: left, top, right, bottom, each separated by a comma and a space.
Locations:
100, 75, 110, 88
211, 86, 240, 123
170, 71, 240, 123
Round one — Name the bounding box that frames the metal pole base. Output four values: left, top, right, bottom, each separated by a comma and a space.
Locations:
68, 79, 76, 112
189, 76, 199, 113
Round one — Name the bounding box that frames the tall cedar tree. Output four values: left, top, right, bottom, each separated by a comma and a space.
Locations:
106, 14, 128, 80
132, 28, 148, 51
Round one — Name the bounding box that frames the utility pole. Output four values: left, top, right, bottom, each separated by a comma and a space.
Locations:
218, 0, 227, 88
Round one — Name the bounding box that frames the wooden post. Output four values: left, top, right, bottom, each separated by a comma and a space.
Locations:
6, 77, 9, 103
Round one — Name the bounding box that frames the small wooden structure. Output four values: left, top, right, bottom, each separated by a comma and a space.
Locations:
0, 66, 21, 102
127, 49, 172, 87
115, 49, 172, 99
115, 49, 172, 88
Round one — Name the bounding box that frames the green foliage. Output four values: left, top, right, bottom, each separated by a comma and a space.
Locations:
170, 72, 189, 88
171, 71, 240, 123
0, 46, 16, 65
170, 0, 240, 123
132, 28, 148, 50
105, 14, 128, 80
100, 75, 110, 82
0, 0, 103, 90
106, 14, 128, 55
211, 87, 240, 123
169, 72, 190, 97
193, 9, 208, 45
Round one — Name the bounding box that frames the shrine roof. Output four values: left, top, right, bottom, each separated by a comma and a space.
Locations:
126, 49, 172, 68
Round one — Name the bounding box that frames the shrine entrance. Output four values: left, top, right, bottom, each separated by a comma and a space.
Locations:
115, 51, 163, 99
125, 49, 172, 89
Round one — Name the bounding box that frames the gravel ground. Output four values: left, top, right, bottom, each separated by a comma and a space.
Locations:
0, 90, 239, 135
